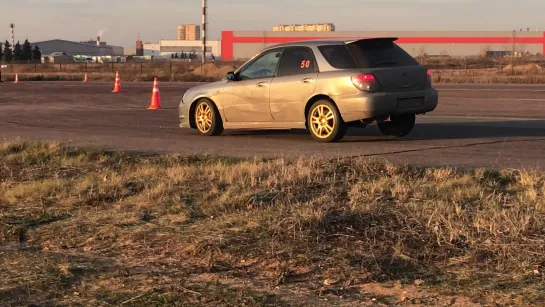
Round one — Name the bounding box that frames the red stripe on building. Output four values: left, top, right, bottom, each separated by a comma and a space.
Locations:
232, 36, 543, 44
221, 31, 234, 61
222, 31, 545, 60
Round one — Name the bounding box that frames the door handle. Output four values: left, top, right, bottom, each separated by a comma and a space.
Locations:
256, 81, 267, 87
301, 77, 314, 83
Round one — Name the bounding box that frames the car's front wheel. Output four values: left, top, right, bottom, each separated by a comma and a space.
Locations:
377, 113, 416, 137
194, 99, 223, 136
307, 100, 347, 142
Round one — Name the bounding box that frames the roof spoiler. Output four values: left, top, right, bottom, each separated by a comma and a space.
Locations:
345, 37, 398, 44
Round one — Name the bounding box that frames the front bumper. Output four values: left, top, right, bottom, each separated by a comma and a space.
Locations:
178, 101, 190, 128
334, 87, 439, 122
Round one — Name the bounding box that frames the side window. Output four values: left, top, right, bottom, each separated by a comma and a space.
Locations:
318, 45, 358, 69
277, 47, 317, 77
238, 49, 283, 80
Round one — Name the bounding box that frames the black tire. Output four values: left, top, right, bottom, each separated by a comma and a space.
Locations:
194, 99, 224, 136
377, 113, 416, 137
306, 99, 347, 143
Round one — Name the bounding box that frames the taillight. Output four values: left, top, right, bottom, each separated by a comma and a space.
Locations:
351, 74, 378, 92
426, 69, 432, 87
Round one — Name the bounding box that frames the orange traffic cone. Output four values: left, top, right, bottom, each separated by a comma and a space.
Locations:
112, 71, 121, 92
83, 73, 88, 83
147, 77, 162, 110
14, 74, 18, 84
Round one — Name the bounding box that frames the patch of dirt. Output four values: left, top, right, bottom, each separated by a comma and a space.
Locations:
191, 62, 235, 78
503, 63, 543, 72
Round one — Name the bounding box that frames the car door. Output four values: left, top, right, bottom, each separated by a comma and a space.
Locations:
269, 46, 319, 122
222, 48, 284, 123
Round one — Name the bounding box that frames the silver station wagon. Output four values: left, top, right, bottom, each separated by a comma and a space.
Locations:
179, 37, 438, 142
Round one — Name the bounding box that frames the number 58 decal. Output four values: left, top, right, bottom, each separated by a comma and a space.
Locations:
300, 60, 311, 68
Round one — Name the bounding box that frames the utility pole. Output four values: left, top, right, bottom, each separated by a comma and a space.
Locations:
201, 0, 207, 64
511, 29, 515, 75
10, 23, 15, 50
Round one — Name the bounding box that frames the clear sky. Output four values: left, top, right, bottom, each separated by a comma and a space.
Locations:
2, 0, 544, 47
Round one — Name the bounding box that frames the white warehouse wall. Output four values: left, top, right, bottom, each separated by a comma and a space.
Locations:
143, 40, 221, 59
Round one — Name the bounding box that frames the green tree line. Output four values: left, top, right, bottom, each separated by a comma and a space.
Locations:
0, 39, 42, 62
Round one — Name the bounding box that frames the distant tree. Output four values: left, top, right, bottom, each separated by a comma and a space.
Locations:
180, 52, 186, 59
22, 39, 33, 61
174, 53, 179, 59
0, 42, 3, 62
3, 41, 13, 62
171, 53, 174, 59
13, 41, 23, 61
32, 45, 42, 60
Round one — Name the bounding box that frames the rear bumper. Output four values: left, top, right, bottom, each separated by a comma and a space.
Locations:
333, 87, 438, 122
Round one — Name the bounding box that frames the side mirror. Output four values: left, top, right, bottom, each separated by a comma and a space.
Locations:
226, 71, 236, 81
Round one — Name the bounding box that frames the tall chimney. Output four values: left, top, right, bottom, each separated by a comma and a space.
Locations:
97, 36, 100, 46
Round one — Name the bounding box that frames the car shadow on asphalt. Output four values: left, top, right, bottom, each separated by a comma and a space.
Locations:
393, 120, 545, 141
223, 119, 545, 142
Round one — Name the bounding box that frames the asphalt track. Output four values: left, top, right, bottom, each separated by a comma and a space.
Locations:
1, 81, 545, 169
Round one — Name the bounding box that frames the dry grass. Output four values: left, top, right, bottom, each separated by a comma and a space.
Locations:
6, 69, 545, 84
1, 72, 221, 83
1, 61, 242, 82
1, 141, 544, 306
4, 60, 545, 84
432, 67, 545, 84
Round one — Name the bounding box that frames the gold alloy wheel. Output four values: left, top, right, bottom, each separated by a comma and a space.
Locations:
195, 102, 213, 133
309, 104, 336, 139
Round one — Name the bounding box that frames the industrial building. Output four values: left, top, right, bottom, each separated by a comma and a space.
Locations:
30, 37, 124, 57
177, 24, 201, 40
272, 23, 335, 32
136, 40, 144, 56
221, 30, 545, 61
142, 39, 220, 60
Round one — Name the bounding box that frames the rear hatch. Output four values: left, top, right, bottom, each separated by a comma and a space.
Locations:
345, 38, 428, 92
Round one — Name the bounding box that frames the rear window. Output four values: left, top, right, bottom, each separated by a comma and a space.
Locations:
319, 39, 419, 69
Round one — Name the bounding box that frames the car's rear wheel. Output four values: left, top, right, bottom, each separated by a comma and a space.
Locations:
307, 100, 347, 142
377, 113, 415, 137
194, 99, 223, 136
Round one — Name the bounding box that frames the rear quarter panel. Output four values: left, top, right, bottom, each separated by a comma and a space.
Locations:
313, 69, 373, 118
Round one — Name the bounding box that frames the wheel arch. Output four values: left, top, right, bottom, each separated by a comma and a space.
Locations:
188, 96, 222, 129
304, 94, 340, 123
